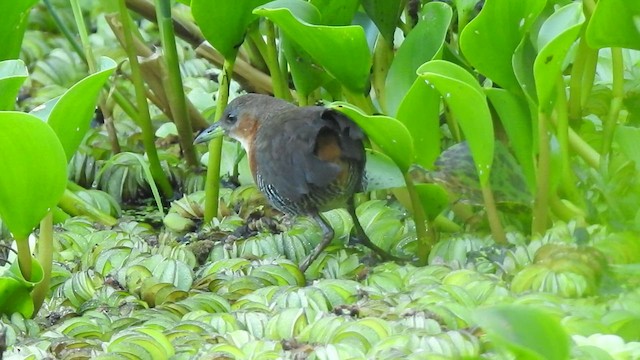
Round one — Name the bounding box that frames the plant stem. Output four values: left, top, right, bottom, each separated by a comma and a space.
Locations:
117, 0, 174, 198
372, 35, 394, 114
481, 185, 507, 244
16, 238, 32, 281
555, 77, 581, 205
600, 48, 624, 159
404, 174, 434, 265
31, 212, 53, 316
264, 21, 290, 100
155, 0, 199, 167
44, 0, 85, 61
532, 110, 551, 235
59, 188, 118, 226
568, 26, 590, 123
204, 58, 236, 222
70, 0, 96, 72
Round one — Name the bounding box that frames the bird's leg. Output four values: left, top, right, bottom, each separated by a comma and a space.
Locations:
346, 197, 406, 262
299, 213, 335, 272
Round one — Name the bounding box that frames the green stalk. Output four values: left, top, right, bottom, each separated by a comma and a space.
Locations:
264, 21, 289, 100
404, 174, 434, 265
155, 0, 198, 167
16, 238, 31, 281
481, 185, 506, 244
372, 35, 394, 113
59, 188, 118, 226
204, 58, 236, 222
532, 110, 551, 235
44, 0, 85, 61
600, 48, 624, 158
555, 77, 581, 205
70, 0, 96, 72
580, 49, 599, 107
568, 27, 591, 123
343, 90, 376, 115
117, 0, 174, 198
31, 212, 53, 316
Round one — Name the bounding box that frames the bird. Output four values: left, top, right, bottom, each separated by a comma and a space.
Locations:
194, 94, 398, 271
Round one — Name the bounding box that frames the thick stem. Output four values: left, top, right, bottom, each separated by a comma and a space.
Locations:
404, 174, 434, 265
59, 188, 118, 226
117, 0, 174, 198
264, 21, 290, 100
600, 48, 624, 159
532, 111, 551, 235
481, 185, 507, 244
16, 238, 32, 281
31, 212, 54, 316
155, 0, 199, 167
555, 77, 581, 205
204, 58, 236, 222
372, 35, 394, 114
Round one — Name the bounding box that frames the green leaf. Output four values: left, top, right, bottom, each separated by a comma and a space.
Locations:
587, 0, 640, 50
513, 37, 539, 103
255, 0, 371, 93
0, 60, 28, 111
415, 184, 449, 220
460, 0, 546, 91
418, 60, 494, 185
364, 150, 405, 191
361, 0, 406, 41
0, 0, 39, 61
0, 277, 33, 317
37, 57, 116, 161
476, 305, 570, 360
615, 126, 640, 170
396, 79, 441, 169
485, 88, 535, 191
534, 3, 583, 113
310, 0, 359, 25
191, 0, 270, 59
385, 1, 452, 116
329, 102, 414, 172
0, 112, 67, 239
281, 36, 328, 98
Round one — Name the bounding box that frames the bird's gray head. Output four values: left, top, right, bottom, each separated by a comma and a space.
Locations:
193, 94, 293, 148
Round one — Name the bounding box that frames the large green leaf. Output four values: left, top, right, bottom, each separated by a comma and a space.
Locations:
418, 60, 494, 185
361, 0, 406, 41
534, 2, 583, 113
329, 102, 414, 172
476, 305, 570, 360
32, 57, 116, 161
255, 0, 371, 93
191, 0, 270, 59
0, 0, 39, 61
385, 1, 452, 116
0, 277, 33, 317
310, 0, 359, 25
396, 80, 441, 169
460, 0, 546, 92
586, 0, 640, 50
0, 112, 67, 239
486, 88, 535, 191
0, 60, 28, 111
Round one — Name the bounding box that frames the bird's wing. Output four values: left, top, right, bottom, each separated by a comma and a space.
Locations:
254, 107, 364, 201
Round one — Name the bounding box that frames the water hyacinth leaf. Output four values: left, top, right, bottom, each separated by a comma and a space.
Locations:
396, 79, 442, 169
364, 150, 405, 191
361, 0, 406, 41
0, 112, 67, 239
329, 102, 414, 172
414, 183, 449, 220
460, 0, 546, 92
485, 88, 535, 191
476, 305, 570, 360
614, 126, 640, 171
513, 37, 539, 103
586, 0, 640, 50
385, 1, 452, 116
418, 60, 494, 185
0, 278, 33, 317
37, 57, 116, 161
255, 0, 371, 93
0, 60, 28, 110
281, 36, 329, 98
534, 3, 583, 113
310, 0, 359, 25
0, 0, 39, 61
191, 0, 270, 59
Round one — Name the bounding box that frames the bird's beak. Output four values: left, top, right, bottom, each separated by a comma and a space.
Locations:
194, 123, 224, 144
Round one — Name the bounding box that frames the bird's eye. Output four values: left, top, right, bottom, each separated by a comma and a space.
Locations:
226, 113, 237, 124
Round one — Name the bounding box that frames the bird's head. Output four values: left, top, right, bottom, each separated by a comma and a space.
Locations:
193, 94, 293, 153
